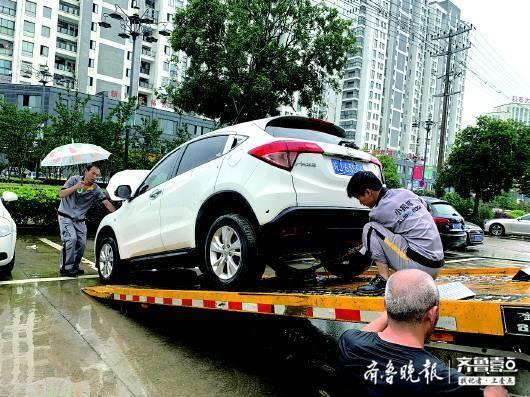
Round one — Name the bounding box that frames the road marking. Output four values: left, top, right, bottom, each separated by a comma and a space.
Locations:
445, 257, 480, 263
39, 237, 97, 271
0, 275, 99, 286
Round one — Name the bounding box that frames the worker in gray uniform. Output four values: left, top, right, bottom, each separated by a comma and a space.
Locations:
347, 171, 444, 295
58, 164, 116, 277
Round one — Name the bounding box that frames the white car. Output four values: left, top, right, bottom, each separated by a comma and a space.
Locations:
485, 214, 530, 237
0, 191, 18, 276
95, 116, 383, 288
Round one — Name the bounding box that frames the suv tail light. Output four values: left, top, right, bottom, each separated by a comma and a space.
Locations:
249, 141, 324, 171
433, 217, 449, 226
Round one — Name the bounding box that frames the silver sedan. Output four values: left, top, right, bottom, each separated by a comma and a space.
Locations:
485, 214, 530, 237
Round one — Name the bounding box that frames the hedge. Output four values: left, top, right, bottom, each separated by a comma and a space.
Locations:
1, 183, 109, 229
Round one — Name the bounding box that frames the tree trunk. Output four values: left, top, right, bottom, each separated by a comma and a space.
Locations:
473, 190, 481, 217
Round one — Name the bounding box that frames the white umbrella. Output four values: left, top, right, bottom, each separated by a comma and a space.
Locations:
41, 143, 111, 167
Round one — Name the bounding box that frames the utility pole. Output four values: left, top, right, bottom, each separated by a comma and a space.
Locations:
431, 25, 471, 174
412, 115, 435, 189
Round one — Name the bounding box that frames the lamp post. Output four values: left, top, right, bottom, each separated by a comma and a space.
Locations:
411, 115, 435, 190
98, 0, 171, 168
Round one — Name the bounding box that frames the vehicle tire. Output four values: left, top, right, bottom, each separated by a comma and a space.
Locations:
0, 255, 14, 276
96, 235, 127, 283
489, 223, 505, 237
201, 214, 264, 289
322, 249, 372, 280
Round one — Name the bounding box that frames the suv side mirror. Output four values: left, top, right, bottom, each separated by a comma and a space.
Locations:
2, 191, 18, 202
115, 185, 132, 200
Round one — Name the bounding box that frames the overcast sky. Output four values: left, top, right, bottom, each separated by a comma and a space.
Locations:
448, 0, 530, 126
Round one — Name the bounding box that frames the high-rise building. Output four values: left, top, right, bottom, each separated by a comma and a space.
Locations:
0, 0, 188, 110
323, 0, 467, 170
485, 102, 530, 126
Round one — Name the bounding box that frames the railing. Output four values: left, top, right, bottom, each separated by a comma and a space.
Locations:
0, 26, 14, 36
0, 4, 16, 17
139, 81, 153, 89
56, 40, 77, 52
140, 68, 150, 75
57, 26, 78, 37
59, 3, 79, 16
0, 47, 12, 56
55, 63, 75, 73
141, 48, 154, 57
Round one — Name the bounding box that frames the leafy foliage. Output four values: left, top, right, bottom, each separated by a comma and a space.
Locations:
375, 155, 402, 188
437, 116, 530, 216
162, 0, 356, 124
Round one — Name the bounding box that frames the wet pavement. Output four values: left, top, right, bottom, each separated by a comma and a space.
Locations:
0, 234, 529, 396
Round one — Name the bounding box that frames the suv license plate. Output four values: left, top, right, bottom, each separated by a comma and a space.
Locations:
331, 159, 363, 176
473, 235, 483, 242
452, 223, 462, 230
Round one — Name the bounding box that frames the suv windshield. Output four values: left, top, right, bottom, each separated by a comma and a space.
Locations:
265, 126, 342, 144
431, 203, 461, 217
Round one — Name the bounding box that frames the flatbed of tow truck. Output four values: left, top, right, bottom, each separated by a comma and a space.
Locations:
83, 260, 530, 395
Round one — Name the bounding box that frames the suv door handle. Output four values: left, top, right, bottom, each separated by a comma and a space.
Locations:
149, 189, 162, 200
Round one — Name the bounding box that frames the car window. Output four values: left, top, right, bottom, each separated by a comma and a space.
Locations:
177, 135, 228, 176
136, 148, 183, 196
431, 203, 461, 217
265, 126, 342, 144
520, 215, 530, 221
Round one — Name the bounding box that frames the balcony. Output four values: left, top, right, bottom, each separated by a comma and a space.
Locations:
58, 2, 80, 21
139, 80, 153, 90
57, 24, 78, 39
141, 47, 155, 58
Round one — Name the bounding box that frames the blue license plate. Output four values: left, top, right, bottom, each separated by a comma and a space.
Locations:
452, 223, 462, 230
472, 235, 483, 242
331, 159, 364, 176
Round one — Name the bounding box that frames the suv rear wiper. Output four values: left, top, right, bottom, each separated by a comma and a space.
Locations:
338, 140, 359, 150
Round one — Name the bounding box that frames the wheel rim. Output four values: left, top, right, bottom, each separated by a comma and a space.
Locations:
209, 226, 242, 280
491, 225, 502, 236
99, 243, 114, 279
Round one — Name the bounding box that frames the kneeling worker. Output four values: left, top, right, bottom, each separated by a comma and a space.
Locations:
58, 164, 116, 277
347, 171, 444, 295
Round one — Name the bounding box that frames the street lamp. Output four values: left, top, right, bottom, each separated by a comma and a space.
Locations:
98, 0, 171, 168
411, 115, 435, 190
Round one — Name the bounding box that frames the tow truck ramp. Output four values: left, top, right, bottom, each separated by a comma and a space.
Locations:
83, 265, 530, 396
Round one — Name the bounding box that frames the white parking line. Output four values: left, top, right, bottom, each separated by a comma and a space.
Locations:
445, 257, 480, 263
39, 237, 97, 271
0, 275, 99, 286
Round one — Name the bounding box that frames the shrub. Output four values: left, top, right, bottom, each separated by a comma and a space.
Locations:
413, 189, 437, 198
1, 183, 109, 229
510, 210, 525, 218
0, 177, 43, 185
442, 192, 473, 218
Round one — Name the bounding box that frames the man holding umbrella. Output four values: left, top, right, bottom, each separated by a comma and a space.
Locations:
58, 163, 116, 276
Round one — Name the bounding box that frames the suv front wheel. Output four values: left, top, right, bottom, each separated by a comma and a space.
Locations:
202, 214, 264, 289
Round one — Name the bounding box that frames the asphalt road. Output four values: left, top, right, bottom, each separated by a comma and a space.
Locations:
0, 234, 528, 396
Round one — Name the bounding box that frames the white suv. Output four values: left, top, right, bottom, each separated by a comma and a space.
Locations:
96, 116, 383, 288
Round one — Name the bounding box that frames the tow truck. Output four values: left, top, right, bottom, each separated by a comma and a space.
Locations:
83, 258, 530, 396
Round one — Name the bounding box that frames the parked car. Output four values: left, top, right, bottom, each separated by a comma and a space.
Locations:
464, 221, 484, 246
485, 214, 530, 237
95, 116, 383, 287
421, 197, 467, 250
1, 168, 31, 178
0, 191, 18, 276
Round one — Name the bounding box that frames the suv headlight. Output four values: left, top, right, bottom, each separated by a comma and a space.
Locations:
0, 218, 12, 237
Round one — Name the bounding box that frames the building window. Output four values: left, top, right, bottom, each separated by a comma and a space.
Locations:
40, 45, 48, 56
164, 46, 170, 56
41, 25, 50, 37
22, 41, 34, 57
127, 51, 131, 60
125, 68, 129, 77
91, 22, 97, 32
92, 3, 98, 13
0, 17, 15, 36
19, 94, 41, 111
25, 0, 37, 17
0, 59, 11, 76
90, 40, 96, 50
0, 0, 16, 17
89, 77, 94, 86
163, 62, 169, 71
43, 6, 51, 18
88, 58, 94, 67
20, 61, 32, 76
23, 21, 35, 37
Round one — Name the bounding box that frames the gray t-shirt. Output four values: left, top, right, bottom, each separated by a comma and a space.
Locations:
369, 189, 444, 261
58, 175, 107, 221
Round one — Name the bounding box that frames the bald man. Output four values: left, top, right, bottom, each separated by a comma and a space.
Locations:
337, 270, 508, 397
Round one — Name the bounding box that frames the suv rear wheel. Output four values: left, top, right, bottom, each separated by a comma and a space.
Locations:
202, 214, 264, 289
321, 248, 372, 280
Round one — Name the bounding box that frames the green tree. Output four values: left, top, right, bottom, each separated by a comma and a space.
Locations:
375, 155, 402, 188
0, 100, 48, 178
162, 0, 356, 124
437, 116, 530, 217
